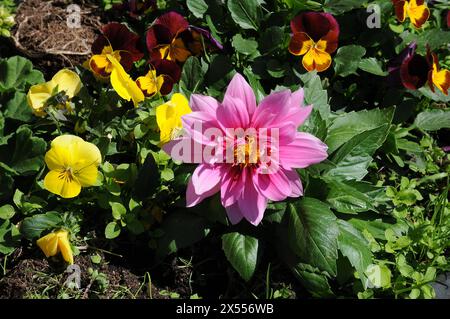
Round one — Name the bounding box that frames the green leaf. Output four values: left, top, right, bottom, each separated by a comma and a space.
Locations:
227, 0, 261, 30
232, 34, 259, 55
243, 68, 265, 103
324, 0, 365, 14
333, 45, 366, 77
358, 58, 388, 76
365, 264, 392, 288
186, 0, 208, 18
133, 153, 160, 200
105, 221, 121, 239
156, 212, 210, 260
4, 91, 34, 122
291, 263, 334, 297
326, 179, 379, 213
300, 72, 330, 122
180, 56, 205, 95
109, 201, 127, 220
338, 220, 373, 285
414, 109, 450, 131
325, 124, 390, 181
20, 212, 62, 240
0, 56, 44, 92
0, 126, 46, 175
287, 198, 339, 276
325, 108, 394, 154
222, 232, 259, 281
0, 204, 15, 220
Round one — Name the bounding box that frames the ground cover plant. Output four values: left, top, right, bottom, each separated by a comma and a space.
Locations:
0, 0, 449, 299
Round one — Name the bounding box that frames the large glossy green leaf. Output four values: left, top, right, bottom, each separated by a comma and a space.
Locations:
227, 0, 261, 30
20, 212, 62, 240
325, 124, 390, 181
4, 91, 34, 122
222, 232, 259, 281
338, 220, 373, 284
0, 56, 44, 93
327, 179, 385, 214
287, 198, 339, 276
414, 109, 450, 131
326, 107, 394, 153
291, 263, 334, 297
0, 126, 46, 175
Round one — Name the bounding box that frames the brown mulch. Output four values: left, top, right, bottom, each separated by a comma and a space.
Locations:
11, 0, 104, 75
0, 254, 165, 299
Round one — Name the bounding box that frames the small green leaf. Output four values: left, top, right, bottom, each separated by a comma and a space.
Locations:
358, 58, 388, 76
232, 34, 258, 55
365, 264, 391, 288
186, 0, 208, 18
222, 232, 259, 281
105, 221, 121, 239
0, 204, 15, 220
0, 56, 44, 92
333, 45, 366, 77
180, 56, 205, 95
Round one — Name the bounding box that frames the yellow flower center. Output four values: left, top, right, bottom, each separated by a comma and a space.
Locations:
233, 136, 260, 168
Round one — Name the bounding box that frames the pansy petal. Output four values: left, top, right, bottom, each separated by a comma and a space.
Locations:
44, 170, 81, 199
100, 22, 143, 61
393, 0, 407, 22
36, 232, 59, 258
155, 11, 189, 39
27, 82, 53, 115
57, 231, 74, 264
407, 0, 430, 28
288, 32, 314, 56
302, 48, 332, 72
108, 54, 145, 107
51, 69, 82, 98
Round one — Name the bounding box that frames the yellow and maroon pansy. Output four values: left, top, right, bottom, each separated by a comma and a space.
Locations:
392, 0, 430, 29
89, 22, 143, 78
288, 12, 339, 72
427, 49, 450, 96
136, 60, 181, 97
146, 11, 191, 63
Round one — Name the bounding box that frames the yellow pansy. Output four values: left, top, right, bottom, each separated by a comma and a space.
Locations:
106, 54, 145, 107
136, 69, 166, 97
36, 229, 74, 264
27, 69, 82, 116
156, 93, 191, 145
44, 135, 102, 198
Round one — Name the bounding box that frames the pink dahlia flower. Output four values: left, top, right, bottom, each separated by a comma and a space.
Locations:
165, 73, 328, 226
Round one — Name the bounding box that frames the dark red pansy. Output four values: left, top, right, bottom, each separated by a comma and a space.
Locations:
153, 59, 181, 95
146, 11, 189, 52
387, 42, 430, 90
447, 10, 450, 28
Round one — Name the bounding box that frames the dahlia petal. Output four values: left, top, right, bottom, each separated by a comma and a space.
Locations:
238, 172, 267, 226
190, 94, 220, 113
191, 164, 223, 195
182, 111, 222, 146
223, 73, 257, 117
225, 202, 244, 225
217, 96, 250, 130
284, 168, 304, 197
254, 168, 292, 201
220, 167, 245, 207
252, 90, 291, 128
279, 132, 328, 169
